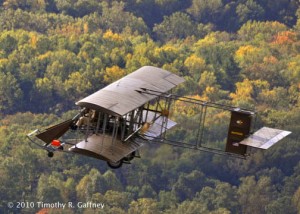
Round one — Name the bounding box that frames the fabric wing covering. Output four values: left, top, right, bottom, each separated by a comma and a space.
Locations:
239, 127, 291, 149
76, 66, 185, 116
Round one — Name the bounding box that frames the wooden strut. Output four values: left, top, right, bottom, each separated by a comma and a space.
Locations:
136, 88, 257, 158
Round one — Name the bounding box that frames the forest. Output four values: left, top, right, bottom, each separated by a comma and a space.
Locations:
0, 0, 300, 213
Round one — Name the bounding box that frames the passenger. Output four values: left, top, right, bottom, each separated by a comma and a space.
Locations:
76, 109, 96, 128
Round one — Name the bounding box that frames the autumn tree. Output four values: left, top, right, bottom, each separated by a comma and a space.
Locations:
153, 12, 197, 42
237, 21, 287, 42
230, 79, 269, 108
186, 0, 223, 24
0, 72, 23, 113
236, 0, 265, 24
103, 65, 126, 83
76, 168, 105, 201
128, 198, 159, 214
237, 176, 275, 214
184, 54, 206, 81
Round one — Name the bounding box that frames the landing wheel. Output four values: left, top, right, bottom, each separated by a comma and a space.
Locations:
47, 151, 54, 158
123, 151, 136, 162
107, 160, 123, 169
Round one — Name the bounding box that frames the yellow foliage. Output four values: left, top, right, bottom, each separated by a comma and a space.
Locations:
184, 54, 206, 75
194, 33, 217, 47
103, 30, 123, 42
36, 77, 50, 87
205, 109, 231, 127
37, 51, 52, 61
83, 23, 89, 34
129, 198, 158, 214
287, 55, 300, 84
104, 66, 126, 83
153, 44, 178, 61
30, 34, 38, 48
174, 94, 206, 117
161, 44, 178, 53
235, 45, 259, 61
202, 86, 217, 101
35, 77, 53, 93
235, 45, 266, 68
126, 53, 132, 61
230, 79, 254, 104
230, 79, 270, 107
0, 58, 8, 69
64, 72, 92, 94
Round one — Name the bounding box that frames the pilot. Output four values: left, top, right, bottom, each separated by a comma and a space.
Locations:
76, 109, 96, 128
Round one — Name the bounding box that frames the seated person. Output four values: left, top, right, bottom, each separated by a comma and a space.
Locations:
75, 109, 96, 128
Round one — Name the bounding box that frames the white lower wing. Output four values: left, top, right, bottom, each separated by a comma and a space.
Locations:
143, 116, 177, 140
239, 127, 291, 149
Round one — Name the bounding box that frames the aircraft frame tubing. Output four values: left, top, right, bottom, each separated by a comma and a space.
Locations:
27, 132, 56, 153
137, 88, 255, 113
144, 136, 247, 159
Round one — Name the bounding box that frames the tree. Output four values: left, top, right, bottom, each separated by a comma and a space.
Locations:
295, 8, 300, 31
293, 187, 300, 213
195, 182, 240, 213
234, 45, 266, 69
153, 12, 197, 42
230, 79, 269, 108
171, 170, 209, 201
194, 33, 240, 90
138, 184, 157, 198
256, 0, 298, 26
100, 1, 148, 34
266, 196, 296, 214
237, 21, 287, 42
184, 54, 206, 81
236, 0, 265, 24
102, 170, 123, 192
286, 55, 300, 85
186, 0, 223, 24
76, 168, 106, 201
157, 190, 178, 210
0, 32, 17, 56
3, 0, 46, 11
125, 38, 156, 71
173, 200, 209, 214
237, 176, 275, 214
257, 87, 289, 110
128, 198, 159, 214
104, 190, 133, 210
153, 44, 179, 65
103, 65, 126, 83
37, 174, 64, 203
0, 72, 23, 113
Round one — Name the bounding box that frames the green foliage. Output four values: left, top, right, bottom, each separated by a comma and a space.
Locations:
236, 0, 265, 25
153, 12, 199, 42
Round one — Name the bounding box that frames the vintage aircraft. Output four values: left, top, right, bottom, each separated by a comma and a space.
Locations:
27, 66, 291, 168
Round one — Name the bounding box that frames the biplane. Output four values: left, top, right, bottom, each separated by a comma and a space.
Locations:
27, 66, 291, 168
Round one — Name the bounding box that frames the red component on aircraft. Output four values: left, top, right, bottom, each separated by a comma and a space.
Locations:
51, 139, 61, 147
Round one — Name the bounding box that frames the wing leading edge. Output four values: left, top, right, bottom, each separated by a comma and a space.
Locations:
76, 66, 185, 116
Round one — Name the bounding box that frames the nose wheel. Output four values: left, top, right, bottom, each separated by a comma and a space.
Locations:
47, 151, 54, 158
